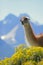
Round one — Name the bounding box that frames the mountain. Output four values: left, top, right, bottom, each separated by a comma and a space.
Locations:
0, 13, 25, 45
0, 13, 43, 36
0, 13, 43, 59
0, 14, 19, 35
0, 13, 26, 59
0, 39, 14, 60
30, 22, 43, 35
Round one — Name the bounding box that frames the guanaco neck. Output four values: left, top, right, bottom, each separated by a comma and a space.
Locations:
23, 21, 38, 46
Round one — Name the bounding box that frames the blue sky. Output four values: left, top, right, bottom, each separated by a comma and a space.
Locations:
0, 0, 43, 24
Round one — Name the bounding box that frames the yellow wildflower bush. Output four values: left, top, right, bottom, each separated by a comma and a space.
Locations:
0, 61, 3, 65
0, 44, 43, 65
22, 61, 36, 65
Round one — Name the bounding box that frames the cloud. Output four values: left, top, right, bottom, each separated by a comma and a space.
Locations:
1, 24, 19, 44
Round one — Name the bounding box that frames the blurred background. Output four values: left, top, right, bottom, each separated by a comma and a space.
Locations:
0, 0, 43, 59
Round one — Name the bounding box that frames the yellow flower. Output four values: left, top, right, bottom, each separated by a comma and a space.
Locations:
0, 61, 2, 65
1, 44, 43, 65
22, 61, 36, 65
3, 58, 11, 65
37, 60, 43, 65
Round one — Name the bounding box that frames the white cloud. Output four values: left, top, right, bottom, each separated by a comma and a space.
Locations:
1, 24, 19, 44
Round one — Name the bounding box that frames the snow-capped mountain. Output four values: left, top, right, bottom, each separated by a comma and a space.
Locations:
0, 13, 43, 59
0, 13, 25, 45
0, 13, 25, 59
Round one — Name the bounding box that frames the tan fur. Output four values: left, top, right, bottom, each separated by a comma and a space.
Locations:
20, 17, 43, 47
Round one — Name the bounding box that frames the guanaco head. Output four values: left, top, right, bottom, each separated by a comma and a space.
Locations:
20, 16, 30, 25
